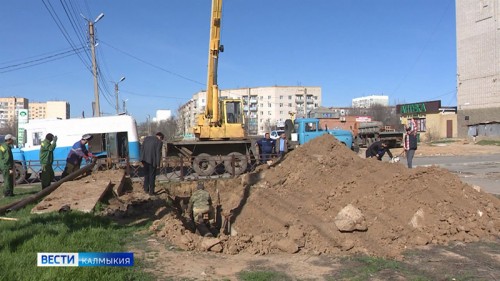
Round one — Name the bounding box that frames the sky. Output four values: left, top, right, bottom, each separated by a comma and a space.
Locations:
0, 0, 457, 123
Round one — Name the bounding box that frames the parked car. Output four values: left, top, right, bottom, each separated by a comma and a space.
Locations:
270, 130, 284, 140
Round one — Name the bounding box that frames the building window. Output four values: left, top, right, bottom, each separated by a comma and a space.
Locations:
280, 96, 283, 100
260, 111, 263, 115
260, 96, 263, 100
288, 96, 292, 100
268, 103, 272, 107
288, 103, 292, 107
268, 96, 271, 99
268, 111, 272, 115
260, 103, 263, 107
280, 111, 283, 114
279, 103, 283, 107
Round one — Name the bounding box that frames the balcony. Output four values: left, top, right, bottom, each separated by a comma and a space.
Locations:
306, 98, 314, 104
249, 106, 258, 111
295, 98, 304, 104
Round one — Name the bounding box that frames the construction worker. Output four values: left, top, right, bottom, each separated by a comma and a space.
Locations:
39, 133, 57, 189
0, 134, 16, 197
62, 134, 93, 178
366, 140, 393, 161
256, 132, 276, 164
187, 182, 214, 236
140, 132, 164, 195
403, 126, 418, 168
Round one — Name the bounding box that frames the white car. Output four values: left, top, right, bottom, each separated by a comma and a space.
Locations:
270, 130, 284, 140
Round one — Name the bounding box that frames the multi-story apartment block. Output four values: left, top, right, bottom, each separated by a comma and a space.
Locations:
29, 101, 70, 120
456, 0, 500, 137
178, 86, 321, 136
0, 97, 29, 127
352, 95, 389, 108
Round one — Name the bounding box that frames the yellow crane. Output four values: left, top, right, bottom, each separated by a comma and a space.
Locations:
166, 0, 252, 176
193, 0, 246, 140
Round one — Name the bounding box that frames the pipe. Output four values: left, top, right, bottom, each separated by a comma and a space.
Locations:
0, 160, 96, 214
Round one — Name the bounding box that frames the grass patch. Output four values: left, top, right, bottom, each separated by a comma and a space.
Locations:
476, 140, 500, 146
238, 270, 292, 281
0, 197, 153, 280
329, 256, 430, 281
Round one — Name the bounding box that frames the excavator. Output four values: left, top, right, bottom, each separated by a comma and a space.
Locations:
165, 0, 253, 176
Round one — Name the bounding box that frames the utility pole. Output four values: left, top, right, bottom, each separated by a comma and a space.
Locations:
84, 13, 104, 117
122, 99, 128, 114
113, 76, 126, 114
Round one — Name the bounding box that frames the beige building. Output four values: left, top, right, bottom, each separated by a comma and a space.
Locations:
397, 100, 457, 142
456, 0, 500, 138
29, 101, 70, 120
0, 97, 29, 127
178, 86, 322, 137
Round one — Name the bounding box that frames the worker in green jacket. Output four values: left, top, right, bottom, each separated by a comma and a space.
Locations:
39, 133, 57, 189
0, 134, 16, 197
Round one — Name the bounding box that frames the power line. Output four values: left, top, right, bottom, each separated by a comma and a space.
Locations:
100, 40, 205, 86
42, 0, 92, 72
0, 48, 84, 73
121, 90, 187, 100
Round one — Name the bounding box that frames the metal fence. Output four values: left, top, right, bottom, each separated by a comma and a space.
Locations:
11, 153, 283, 185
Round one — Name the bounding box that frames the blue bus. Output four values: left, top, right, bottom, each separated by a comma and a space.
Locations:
10, 115, 140, 183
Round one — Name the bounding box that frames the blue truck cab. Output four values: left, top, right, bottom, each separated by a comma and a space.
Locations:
289, 118, 353, 149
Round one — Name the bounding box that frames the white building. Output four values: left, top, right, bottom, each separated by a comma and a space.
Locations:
352, 95, 389, 108
153, 109, 172, 122
456, 0, 500, 138
179, 86, 322, 136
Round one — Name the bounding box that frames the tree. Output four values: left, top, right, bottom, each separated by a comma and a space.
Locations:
137, 117, 179, 141
0, 121, 16, 136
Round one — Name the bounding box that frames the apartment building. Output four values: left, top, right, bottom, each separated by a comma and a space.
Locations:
178, 86, 321, 136
456, 0, 500, 138
0, 97, 29, 127
29, 101, 70, 120
352, 95, 389, 108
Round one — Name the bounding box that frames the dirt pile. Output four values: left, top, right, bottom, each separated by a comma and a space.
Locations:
150, 134, 500, 257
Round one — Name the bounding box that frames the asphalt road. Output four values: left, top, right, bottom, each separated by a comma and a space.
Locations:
413, 154, 500, 195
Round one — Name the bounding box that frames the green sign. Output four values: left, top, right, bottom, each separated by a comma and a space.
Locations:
400, 103, 427, 114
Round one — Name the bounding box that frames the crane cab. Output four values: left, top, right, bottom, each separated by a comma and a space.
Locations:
194, 98, 246, 140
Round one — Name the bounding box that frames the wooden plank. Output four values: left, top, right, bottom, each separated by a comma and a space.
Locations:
31, 179, 112, 214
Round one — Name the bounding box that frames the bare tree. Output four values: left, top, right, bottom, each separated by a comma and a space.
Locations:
0, 121, 17, 136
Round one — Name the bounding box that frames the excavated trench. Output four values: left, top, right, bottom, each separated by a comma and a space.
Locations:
102, 134, 500, 257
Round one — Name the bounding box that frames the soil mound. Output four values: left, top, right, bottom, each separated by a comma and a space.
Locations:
151, 134, 500, 257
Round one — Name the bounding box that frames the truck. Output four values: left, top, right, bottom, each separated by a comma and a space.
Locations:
286, 118, 354, 150
356, 121, 404, 148
163, 0, 253, 177
10, 115, 140, 184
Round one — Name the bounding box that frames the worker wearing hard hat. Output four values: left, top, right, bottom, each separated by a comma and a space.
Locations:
62, 134, 94, 178
0, 134, 16, 197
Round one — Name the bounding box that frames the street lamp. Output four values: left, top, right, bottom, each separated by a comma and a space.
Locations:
82, 12, 105, 117
112, 76, 126, 114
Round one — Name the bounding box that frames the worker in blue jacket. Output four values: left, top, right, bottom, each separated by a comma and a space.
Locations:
256, 133, 276, 164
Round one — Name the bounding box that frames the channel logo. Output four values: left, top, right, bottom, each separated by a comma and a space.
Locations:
37, 252, 134, 267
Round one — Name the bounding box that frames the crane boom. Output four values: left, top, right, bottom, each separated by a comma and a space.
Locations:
205, 0, 223, 121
